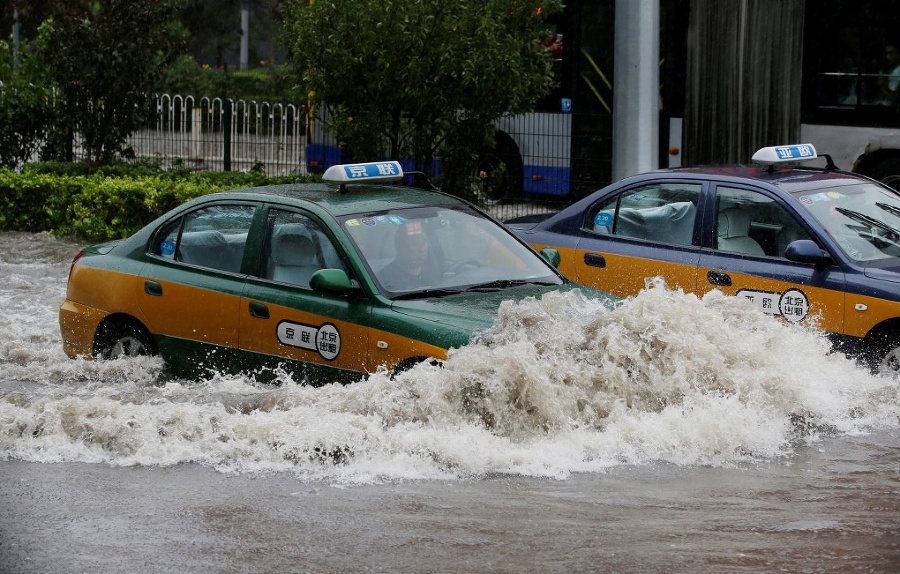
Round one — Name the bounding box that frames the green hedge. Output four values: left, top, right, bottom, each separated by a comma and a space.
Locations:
157, 57, 300, 104
0, 166, 320, 243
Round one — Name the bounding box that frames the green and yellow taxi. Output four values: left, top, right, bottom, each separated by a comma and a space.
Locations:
509, 144, 900, 373
60, 161, 609, 384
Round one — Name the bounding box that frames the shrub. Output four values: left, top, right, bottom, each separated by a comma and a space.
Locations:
0, 167, 322, 242
0, 40, 56, 170
22, 161, 90, 177
157, 56, 301, 104
0, 169, 59, 231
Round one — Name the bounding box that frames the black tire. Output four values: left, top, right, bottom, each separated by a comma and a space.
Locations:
868, 157, 900, 192
96, 320, 156, 360
865, 330, 900, 375
391, 357, 440, 378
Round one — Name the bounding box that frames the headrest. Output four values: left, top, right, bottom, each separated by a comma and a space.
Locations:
718, 208, 751, 238
272, 233, 316, 266
181, 230, 226, 247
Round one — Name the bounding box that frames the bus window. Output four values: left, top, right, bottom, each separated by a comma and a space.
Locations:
800, 0, 900, 190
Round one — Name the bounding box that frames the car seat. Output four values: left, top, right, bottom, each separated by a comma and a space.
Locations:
776, 218, 809, 257
178, 230, 228, 269
269, 231, 320, 287
717, 208, 765, 255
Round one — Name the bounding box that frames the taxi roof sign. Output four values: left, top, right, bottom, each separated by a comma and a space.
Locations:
751, 144, 818, 167
322, 161, 404, 184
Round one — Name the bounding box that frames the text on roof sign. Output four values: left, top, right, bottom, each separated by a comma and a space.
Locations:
774, 144, 816, 160
344, 162, 399, 179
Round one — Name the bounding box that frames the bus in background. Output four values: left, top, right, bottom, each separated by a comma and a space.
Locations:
483, 0, 900, 198
800, 1, 900, 190
306, 0, 689, 204
306, 1, 900, 202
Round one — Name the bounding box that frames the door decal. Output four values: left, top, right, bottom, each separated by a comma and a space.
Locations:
276, 320, 342, 360
736, 288, 810, 323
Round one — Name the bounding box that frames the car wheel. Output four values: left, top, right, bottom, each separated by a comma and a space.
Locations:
866, 330, 900, 375
96, 320, 156, 360
391, 357, 440, 378
868, 157, 900, 192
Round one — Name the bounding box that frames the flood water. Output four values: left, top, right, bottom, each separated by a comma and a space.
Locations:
1, 231, 898, 573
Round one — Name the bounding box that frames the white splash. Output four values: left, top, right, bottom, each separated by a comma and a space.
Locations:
1, 232, 898, 484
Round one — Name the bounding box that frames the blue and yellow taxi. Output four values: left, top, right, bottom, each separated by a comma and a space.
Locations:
509, 144, 900, 373
60, 161, 610, 384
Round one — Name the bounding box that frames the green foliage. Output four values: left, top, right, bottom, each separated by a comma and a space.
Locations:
0, 78, 49, 169
157, 55, 300, 102
0, 167, 321, 242
176, 0, 284, 71
226, 66, 299, 103
282, 0, 562, 195
0, 40, 56, 169
177, 0, 246, 67
22, 162, 91, 177
0, 169, 59, 231
34, 0, 189, 173
157, 55, 216, 96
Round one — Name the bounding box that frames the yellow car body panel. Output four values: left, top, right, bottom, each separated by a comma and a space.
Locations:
568, 249, 699, 298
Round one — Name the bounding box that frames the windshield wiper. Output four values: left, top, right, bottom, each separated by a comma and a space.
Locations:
876, 202, 900, 220
835, 207, 900, 238
391, 287, 466, 300
391, 279, 559, 299
462, 279, 558, 292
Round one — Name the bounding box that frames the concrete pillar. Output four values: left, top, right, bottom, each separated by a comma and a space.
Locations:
612, 0, 660, 180
240, 7, 249, 71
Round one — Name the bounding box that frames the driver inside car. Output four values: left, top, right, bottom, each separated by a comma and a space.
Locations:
379, 221, 442, 291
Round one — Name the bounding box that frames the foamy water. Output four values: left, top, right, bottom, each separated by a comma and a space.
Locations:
1, 232, 898, 484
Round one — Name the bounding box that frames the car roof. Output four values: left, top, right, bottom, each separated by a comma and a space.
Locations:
629, 164, 869, 195
519, 162, 876, 234
201, 182, 466, 217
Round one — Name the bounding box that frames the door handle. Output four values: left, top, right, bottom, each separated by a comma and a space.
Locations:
144, 280, 163, 296
583, 253, 606, 268
707, 271, 732, 287
248, 301, 269, 319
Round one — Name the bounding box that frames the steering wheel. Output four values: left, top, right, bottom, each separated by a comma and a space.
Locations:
445, 258, 484, 276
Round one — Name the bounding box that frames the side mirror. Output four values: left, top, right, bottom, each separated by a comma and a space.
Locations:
539, 247, 562, 268
309, 268, 356, 294
784, 239, 832, 265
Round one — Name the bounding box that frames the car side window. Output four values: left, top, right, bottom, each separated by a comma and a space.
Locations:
587, 183, 701, 246
715, 187, 812, 258
152, 204, 255, 273
265, 210, 348, 288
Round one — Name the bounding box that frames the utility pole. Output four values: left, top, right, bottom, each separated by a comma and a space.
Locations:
12, 6, 20, 69
240, 4, 249, 70
612, 0, 660, 180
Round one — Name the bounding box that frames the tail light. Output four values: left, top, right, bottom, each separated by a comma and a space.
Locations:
68, 251, 86, 282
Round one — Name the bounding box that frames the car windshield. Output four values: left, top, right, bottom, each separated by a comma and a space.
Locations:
340, 205, 563, 297
795, 183, 900, 263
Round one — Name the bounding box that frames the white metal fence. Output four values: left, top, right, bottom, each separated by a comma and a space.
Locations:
66, 93, 564, 221
76, 94, 310, 176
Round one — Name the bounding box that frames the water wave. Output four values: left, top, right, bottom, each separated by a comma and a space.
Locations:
1, 232, 898, 483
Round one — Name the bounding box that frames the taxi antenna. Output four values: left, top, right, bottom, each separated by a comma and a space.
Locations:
820, 153, 838, 171
404, 171, 439, 191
